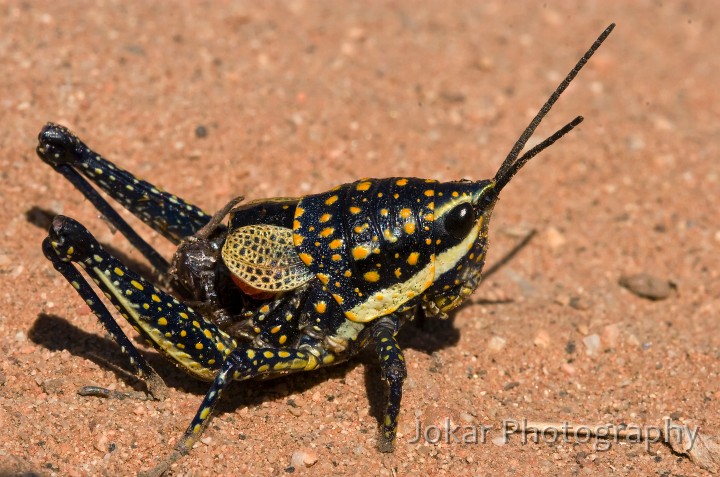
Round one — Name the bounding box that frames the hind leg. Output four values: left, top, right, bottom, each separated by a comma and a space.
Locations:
37, 123, 214, 273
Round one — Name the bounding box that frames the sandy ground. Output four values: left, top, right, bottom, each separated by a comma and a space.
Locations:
1, 1, 719, 476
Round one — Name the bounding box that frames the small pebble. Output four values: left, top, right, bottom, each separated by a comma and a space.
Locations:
583, 334, 601, 356
488, 336, 506, 352
626, 333, 641, 347
554, 294, 570, 306
534, 330, 551, 348
195, 125, 208, 138
94, 433, 108, 453
569, 296, 592, 310
459, 412, 474, 423
626, 134, 645, 151
20, 344, 37, 355
42, 378, 65, 395
565, 340, 576, 354
601, 323, 621, 348
543, 226, 567, 249
492, 436, 507, 446
618, 273, 675, 300
561, 362, 576, 376
290, 449, 318, 468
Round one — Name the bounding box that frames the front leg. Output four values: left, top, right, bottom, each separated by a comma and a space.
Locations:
371, 316, 407, 452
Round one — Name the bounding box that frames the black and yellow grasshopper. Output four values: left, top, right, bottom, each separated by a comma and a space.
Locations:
37, 24, 614, 475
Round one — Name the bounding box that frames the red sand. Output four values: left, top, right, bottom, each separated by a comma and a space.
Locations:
1, 2, 719, 476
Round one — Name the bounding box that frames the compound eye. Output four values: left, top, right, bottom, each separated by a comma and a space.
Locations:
444, 203, 476, 239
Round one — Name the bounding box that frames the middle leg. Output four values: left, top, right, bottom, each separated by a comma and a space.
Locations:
141, 345, 320, 477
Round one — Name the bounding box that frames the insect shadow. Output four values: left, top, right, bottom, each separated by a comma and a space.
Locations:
28, 313, 361, 410
27, 210, 535, 432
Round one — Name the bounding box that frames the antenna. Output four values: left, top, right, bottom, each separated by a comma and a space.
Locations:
493, 23, 615, 192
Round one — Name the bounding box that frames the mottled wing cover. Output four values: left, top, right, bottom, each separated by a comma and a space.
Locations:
222, 224, 314, 292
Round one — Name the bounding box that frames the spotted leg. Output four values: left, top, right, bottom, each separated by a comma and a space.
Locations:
43, 215, 237, 399
141, 346, 319, 477
372, 316, 407, 452
37, 123, 213, 273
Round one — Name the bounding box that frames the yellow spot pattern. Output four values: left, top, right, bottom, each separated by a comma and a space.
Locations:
352, 246, 370, 260
299, 253, 314, 265
407, 252, 420, 266
364, 271, 380, 282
